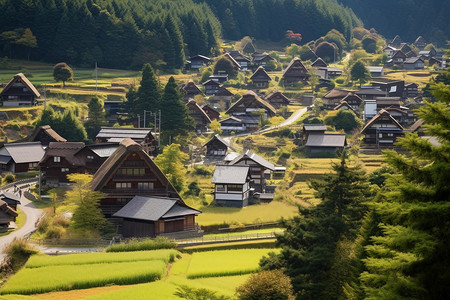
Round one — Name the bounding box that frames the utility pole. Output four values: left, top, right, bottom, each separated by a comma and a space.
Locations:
138, 114, 140, 128
95, 62, 98, 91
143, 110, 146, 128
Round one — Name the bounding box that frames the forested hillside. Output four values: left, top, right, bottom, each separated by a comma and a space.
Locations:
202, 0, 362, 42
0, 0, 361, 70
338, 0, 449, 45
0, 0, 221, 69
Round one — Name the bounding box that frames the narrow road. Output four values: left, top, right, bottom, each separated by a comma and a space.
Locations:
0, 188, 43, 263
223, 106, 309, 147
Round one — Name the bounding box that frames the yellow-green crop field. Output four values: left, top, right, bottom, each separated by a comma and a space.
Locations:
186, 248, 279, 279
26, 249, 178, 268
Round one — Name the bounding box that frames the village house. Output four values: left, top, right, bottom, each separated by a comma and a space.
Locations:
0, 142, 45, 173
95, 127, 158, 154
264, 89, 290, 109
404, 82, 419, 98
383, 45, 398, 59
208, 85, 233, 109
311, 57, 328, 68
355, 87, 387, 100
408, 119, 425, 136
367, 66, 384, 77
360, 109, 404, 146
389, 35, 404, 48
0, 192, 21, 211
202, 79, 221, 96
384, 107, 412, 125
403, 57, 425, 70
212, 165, 251, 207
0, 73, 40, 107
203, 134, 230, 160
252, 52, 275, 69
305, 133, 347, 155
228, 149, 275, 195
92, 138, 201, 238
419, 49, 437, 59
242, 41, 256, 54
282, 57, 310, 85
27, 125, 66, 146
209, 72, 229, 83
340, 92, 363, 110
389, 50, 407, 65
39, 142, 119, 186
334, 100, 359, 116
228, 51, 251, 71
414, 36, 427, 50
185, 55, 211, 72
200, 103, 220, 120
250, 66, 271, 89
186, 99, 211, 133
219, 115, 260, 134
322, 88, 353, 109
371, 81, 405, 98
300, 124, 327, 144
179, 81, 204, 101
0, 200, 18, 230
375, 97, 402, 110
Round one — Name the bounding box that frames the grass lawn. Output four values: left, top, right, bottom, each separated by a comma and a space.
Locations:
197, 201, 298, 226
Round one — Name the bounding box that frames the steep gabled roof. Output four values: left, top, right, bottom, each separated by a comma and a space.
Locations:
226, 91, 276, 116
341, 92, 363, 105
187, 99, 212, 123
212, 164, 250, 184
0, 200, 17, 218
391, 35, 404, 45
228, 51, 251, 62
242, 41, 256, 53
0, 73, 40, 98
40, 142, 85, 166
202, 79, 221, 86
113, 196, 200, 221
189, 54, 211, 62
215, 86, 233, 96
181, 81, 204, 95
203, 134, 229, 148
400, 43, 413, 54
91, 138, 180, 199
361, 109, 404, 134
264, 89, 290, 105
323, 88, 353, 99
3, 142, 45, 164
252, 52, 273, 62
391, 50, 407, 59
414, 36, 426, 45
29, 125, 67, 143
282, 57, 308, 77
229, 149, 275, 171
410, 119, 424, 132
250, 66, 271, 81
311, 57, 328, 68
334, 100, 357, 113
223, 53, 241, 69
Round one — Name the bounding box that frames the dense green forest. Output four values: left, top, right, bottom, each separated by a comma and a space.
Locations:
338, 0, 449, 45
0, 0, 221, 69
201, 0, 362, 42
0, 0, 360, 69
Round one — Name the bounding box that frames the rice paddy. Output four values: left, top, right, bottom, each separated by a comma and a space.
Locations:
185, 248, 279, 279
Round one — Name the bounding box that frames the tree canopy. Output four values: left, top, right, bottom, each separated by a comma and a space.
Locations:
154, 144, 189, 192
351, 60, 371, 87
53, 62, 73, 87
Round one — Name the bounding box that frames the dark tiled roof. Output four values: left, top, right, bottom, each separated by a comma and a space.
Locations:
264, 89, 290, 104
226, 91, 276, 116
303, 124, 327, 132
306, 134, 347, 147
113, 196, 200, 221
282, 57, 308, 77
323, 88, 353, 99
361, 109, 404, 134
203, 134, 229, 148
212, 165, 250, 184
3, 142, 45, 164
0, 192, 21, 204
311, 57, 327, 67
29, 125, 66, 143
187, 100, 212, 123
96, 127, 154, 140
40, 142, 85, 166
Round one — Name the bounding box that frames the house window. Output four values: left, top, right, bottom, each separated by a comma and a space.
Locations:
87, 155, 94, 160
138, 182, 153, 190
116, 182, 132, 189
117, 198, 129, 205
379, 133, 383, 138
61, 168, 69, 172
388, 133, 394, 137
54, 156, 61, 162
29, 162, 38, 168
216, 184, 225, 192
227, 184, 242, 192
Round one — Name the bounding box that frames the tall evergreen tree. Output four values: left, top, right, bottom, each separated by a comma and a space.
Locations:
262, 153, 371, 299
360, 80, 450, 299
84, 97, 106, 140
164, 15, 185, 69
160, 76, 194, 135
136, 63, 161, 124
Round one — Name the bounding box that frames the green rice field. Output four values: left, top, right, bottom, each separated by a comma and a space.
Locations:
186, 248, 279, 279
25, 249, 178, 268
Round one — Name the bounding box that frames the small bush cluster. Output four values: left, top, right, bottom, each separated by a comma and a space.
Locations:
105, 237, 176, 252
193, 166, 212, 176
3, 173, 15, 184
236, 270, 295, 300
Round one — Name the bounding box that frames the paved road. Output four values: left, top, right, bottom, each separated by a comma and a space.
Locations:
0, 188, 43, 262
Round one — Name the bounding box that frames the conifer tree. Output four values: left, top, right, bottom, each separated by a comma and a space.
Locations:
84, 97, 106, 140
160, 76, 194, 135
136, 63, 160, 123
164, 15, 185, 69
360, 79, 450, 300
262, 153, 371, 299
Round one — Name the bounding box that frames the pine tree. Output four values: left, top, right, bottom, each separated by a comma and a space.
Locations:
136, 63, 161, 123
164, 15, 185, 69
84, 97, 106, 140
360, 80, 450, 299
262, 153, 371, 299
160, 76, 194, 135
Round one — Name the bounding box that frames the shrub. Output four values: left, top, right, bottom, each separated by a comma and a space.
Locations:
52, 215, 70, 228
193, 166, 211, 176
3, 173, 15, 184
1, 239, 38, 273
45, 225, 66, 239
186, 181, 201, 196
236, 270, 295, 300
175, 285, 231, 300
105, 237, 176, 252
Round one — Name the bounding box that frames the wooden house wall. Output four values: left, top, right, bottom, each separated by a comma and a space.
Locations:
0, 210, 11, 225
122, 218, 155, 237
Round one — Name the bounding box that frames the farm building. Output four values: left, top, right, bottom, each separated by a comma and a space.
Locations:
200, 103, 220, 120
91, 138, 201, 238
95, 127, 158, 154
264, 89, 290, 109
282, 57, 310, 85
185, 54, 211, 71
305, 134, 347, 155
0, 73, 40, 107
203, 134, 230, 159
0, 192, 21, 211
0, 142, 45, 173
186, 100, 211, 133
212, 165, 251, 207
361, 109, 404, 146
250, 66, 271, 89
180, 81, 204, 101
226, 91, 276, 120
300, 124, 327, 144
28, 125, 66, 146
0, 199, 18, 229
